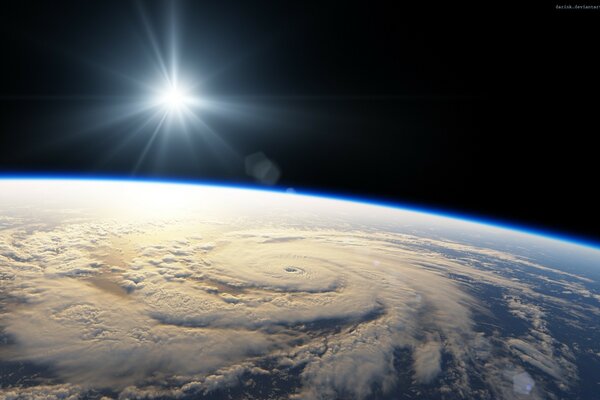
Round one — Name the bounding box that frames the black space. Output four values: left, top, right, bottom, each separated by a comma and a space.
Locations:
0, 1, 598, 242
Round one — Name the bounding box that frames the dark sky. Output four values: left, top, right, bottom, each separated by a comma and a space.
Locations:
0, 1, 598, 242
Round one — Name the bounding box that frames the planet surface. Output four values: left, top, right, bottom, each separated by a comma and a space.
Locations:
1, 179, 599, 400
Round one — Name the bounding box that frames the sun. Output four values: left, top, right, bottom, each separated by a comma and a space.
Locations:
157, 85, 191, 112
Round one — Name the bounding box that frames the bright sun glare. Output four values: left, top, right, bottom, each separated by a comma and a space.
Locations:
159, 86, 189, 111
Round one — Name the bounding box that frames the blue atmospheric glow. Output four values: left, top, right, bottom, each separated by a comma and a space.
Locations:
0, 173, 598, 251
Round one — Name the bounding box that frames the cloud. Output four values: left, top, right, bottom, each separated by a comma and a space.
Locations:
0, 384, 82, 400
413, 334, 442, 383
1, 181, 599, 399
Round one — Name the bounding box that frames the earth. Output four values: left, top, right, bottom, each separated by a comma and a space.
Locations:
1, 179, 599, 400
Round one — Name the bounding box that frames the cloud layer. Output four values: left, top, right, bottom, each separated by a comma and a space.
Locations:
1, 180, 599, 399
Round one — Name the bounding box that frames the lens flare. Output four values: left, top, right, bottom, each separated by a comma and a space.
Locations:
160, 87, 187, 110
155, 84, 196, 113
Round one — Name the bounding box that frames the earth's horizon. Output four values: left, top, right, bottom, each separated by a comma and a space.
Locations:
1, 179, 599, 399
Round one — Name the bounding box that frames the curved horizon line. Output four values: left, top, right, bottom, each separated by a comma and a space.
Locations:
0, 172, 598, 251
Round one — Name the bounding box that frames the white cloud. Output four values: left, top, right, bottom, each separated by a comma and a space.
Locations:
1, 181, 599, 399
413, 334, 442, 383
0, 384, 82, 400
